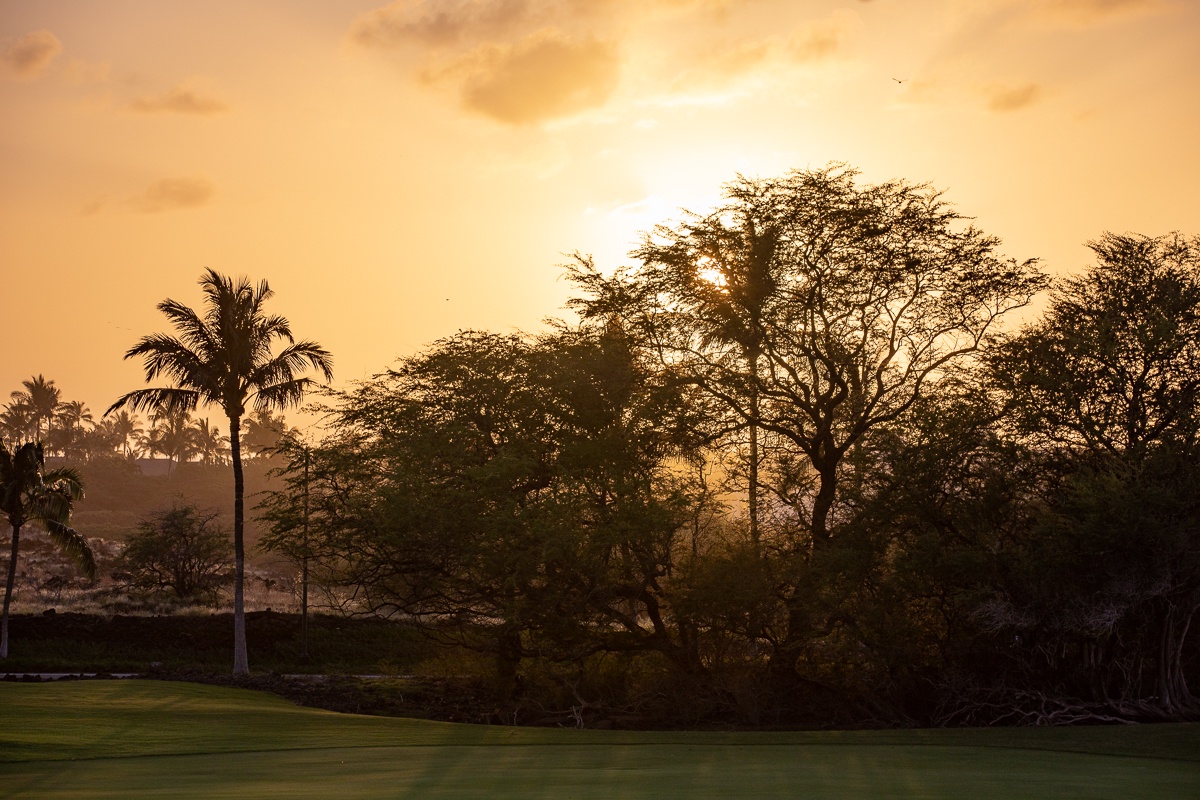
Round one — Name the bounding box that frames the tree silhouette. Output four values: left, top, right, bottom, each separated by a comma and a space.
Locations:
0, 402, 37, 443
8, 375, 61, 441
107, 410, 144, 458
145, 408, 199, 473
108, 269, 332, 676
1, 441, 94, 658
191, 417, 230, 466
629, 178, 782, 544
50, 400, 94, 459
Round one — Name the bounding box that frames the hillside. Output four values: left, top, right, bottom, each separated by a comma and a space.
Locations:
56, 455, 281, 556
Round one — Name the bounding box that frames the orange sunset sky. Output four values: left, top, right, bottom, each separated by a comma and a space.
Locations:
2, 0, 1199, 427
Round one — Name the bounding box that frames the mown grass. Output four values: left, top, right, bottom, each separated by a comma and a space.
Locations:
1, 681, 1197, 799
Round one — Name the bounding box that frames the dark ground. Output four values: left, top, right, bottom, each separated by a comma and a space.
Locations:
1, 611, 520, 725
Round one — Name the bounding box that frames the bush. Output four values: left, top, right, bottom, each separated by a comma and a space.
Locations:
121, 503, 232, 603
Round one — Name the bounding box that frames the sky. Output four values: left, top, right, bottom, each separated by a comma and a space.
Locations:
2, 0, 1199, 428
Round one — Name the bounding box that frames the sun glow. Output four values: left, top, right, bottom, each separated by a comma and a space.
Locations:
697, 256, 728, 288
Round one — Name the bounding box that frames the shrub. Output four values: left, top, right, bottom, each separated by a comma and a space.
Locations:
121, 503, 232, 603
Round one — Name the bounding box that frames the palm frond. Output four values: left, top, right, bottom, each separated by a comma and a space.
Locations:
107, 387, 200, 417
42, 519, 96, 581
252, 378, 317, 411
157, 299, 220, 357
42, 467, 84, 502
250, 341, 335, 388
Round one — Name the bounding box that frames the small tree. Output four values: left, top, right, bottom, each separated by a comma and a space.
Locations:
122, 503, 232, 603
2, 441, 94, 658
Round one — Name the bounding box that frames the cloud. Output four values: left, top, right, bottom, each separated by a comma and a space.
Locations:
129, 85, 229, 115
986, 82, 1042, 112
60, 58, 111, 87
666, 11, 853, 98
445, 30, 619, 125
787, 15, 851, 63
352, 0, 530, 48
1041, 0, 1161, 23
353, 1, 859, 124
1033, 0, 1165, 26
79, 197, 108, 217
0, 30, 63, 80
130, 178, 214, 213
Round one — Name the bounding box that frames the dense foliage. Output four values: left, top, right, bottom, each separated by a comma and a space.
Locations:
259, 168, 1199, 726
7, 166, 1197, 727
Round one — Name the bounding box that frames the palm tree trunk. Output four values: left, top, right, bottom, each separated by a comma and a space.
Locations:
1, 524, 21, 659
230, 415, 249, 676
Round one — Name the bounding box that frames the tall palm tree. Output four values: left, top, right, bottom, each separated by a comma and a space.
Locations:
0, 402, 37, 443
107, 269, 333, 676
1, 441, 94, 658
52, 400, 95, 460
108, 410, 144, 458
241, 407, 295, 459
9, 375, 62, 441
147, 407, 199, 473
191, 417, 230, 466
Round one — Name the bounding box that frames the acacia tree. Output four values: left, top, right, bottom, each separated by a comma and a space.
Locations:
992, 231, 1200, 718
123, 503, 232, 602
264, 326, 699, 701
108, 269, 332, 676
571, 165, 1049, 695
1, 442, 94, 658
576, 180, 782, 545
576, 166, 1047, 545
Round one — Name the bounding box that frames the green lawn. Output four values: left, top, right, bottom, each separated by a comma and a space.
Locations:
1, 681, 1197, 799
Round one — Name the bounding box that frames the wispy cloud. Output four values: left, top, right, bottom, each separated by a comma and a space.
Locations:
986, 82, 1042, 112
0, 30, 63, 80
352, 1, 859, 124
666, 11, 855, 98
129, 84, 229, 115
130, 178, 214, 213
354, 0, 621, 124
450, 30, 619, 125
1038, 0, 1165, 26
787, 15, 849, 63
351, 0, 530, 48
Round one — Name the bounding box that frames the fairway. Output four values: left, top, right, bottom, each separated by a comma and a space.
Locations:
1, 681, 1198, 799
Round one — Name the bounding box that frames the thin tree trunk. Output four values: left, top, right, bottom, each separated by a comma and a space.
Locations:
230, 415, 249, 676
301, 445, 309, 660
748, 349, 760, 546
1, 523, 20, 659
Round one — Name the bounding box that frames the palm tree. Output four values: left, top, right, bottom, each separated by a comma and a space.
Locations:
9, 375, 62, 441
51, 400, 95, 460
0, 402, 37, 443
1, 441, 95, 658
147, 407, 199, 473
192, 417, 230, 466
107, 269, 333, 676
241, 407, 295, 459
107, 410, 144, 458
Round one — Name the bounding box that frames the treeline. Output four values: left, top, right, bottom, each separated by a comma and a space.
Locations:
258, 166, 1200, 727
1, 382, 292, 469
